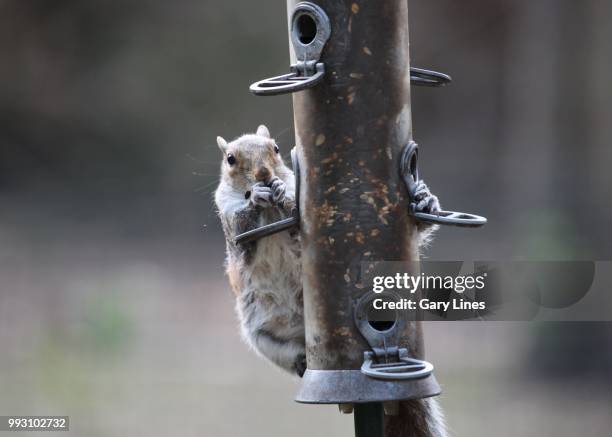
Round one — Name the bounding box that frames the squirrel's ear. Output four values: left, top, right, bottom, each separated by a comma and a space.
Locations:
256, 124, 270, 138
217, 136, 228, 153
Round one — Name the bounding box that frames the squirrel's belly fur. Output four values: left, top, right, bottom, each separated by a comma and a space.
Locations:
227, 222, 305, 374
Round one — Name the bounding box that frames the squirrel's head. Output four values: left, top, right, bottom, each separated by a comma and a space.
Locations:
217, 125, 289, 191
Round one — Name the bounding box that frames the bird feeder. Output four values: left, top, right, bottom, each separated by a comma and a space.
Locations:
241, 0, 486, 430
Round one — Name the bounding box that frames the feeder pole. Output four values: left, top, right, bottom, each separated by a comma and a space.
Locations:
288, 1, 437, 436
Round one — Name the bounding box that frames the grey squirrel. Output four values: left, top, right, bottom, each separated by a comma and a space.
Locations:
214, 125, 440, 377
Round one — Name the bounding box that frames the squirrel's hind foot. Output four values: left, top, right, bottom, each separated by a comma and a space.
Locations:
294, 353, 307, 377
413, 180, 440, 215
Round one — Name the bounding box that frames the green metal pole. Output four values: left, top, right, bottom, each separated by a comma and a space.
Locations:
354, 403, 384, 437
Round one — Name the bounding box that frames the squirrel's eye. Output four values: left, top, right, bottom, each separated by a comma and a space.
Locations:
227, 154, 236, 165
274, 145, 280, 154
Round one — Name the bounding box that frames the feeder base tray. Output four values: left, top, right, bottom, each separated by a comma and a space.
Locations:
295, 369, 441, 404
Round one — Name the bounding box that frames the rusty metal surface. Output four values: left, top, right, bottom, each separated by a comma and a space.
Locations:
290, 0, 423, 369
288, 0, 441, 414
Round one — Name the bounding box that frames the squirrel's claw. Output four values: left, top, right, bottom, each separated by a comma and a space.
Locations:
269, 177, 286, 204
250, 182, 273, 207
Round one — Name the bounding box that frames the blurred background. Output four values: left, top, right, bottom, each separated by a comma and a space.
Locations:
0, 0, 611, 435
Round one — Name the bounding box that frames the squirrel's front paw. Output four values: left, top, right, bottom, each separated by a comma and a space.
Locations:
413, 180, 441, 214
269, 176, 286, 204
250, 182, 273, 208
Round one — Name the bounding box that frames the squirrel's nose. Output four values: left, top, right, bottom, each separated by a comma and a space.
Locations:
255, 166, 271, 182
